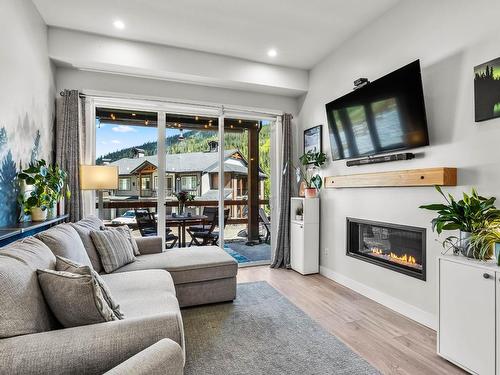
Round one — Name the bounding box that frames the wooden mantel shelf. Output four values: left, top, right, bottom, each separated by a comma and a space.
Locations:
324, 167, 457, 188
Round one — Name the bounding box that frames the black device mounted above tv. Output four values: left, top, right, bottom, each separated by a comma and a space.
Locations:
325, 60, 429, 163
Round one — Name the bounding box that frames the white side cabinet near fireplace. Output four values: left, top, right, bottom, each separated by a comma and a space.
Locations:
438, 255, 499, 375
290, 197, 319, 275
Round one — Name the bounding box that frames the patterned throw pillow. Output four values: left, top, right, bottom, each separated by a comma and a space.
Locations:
102, 225, 140, 256
37, 268, 119, 328
55, 256, 124, 319
90, 229, 136, 273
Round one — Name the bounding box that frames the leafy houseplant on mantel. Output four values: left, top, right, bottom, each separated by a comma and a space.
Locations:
297, 151, 327, 198
173, 190, 195, 216
45, 164, 70, 219
420, 186, 500, 260
17, 160, 70, 222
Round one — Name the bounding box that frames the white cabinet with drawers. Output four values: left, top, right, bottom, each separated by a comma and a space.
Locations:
438, 256, 499, 374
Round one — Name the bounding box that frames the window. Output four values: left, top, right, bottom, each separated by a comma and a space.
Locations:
180, 175, 197, 191
141, 176, 151, 190
166, 176, 173, 196
153, 176, 158, 191
118, 177, 131, 191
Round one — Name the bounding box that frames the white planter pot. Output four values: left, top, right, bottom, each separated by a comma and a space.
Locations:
31, 207, 47, 222
304, 188, 318, 198
295, 215, 303, 221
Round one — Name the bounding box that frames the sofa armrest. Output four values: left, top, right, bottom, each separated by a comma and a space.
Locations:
104, 338, 183, 375
135, 236, 163, 254
0, 313, 184, 375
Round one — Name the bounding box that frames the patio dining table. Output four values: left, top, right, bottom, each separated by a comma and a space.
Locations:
166, 214, 207, 247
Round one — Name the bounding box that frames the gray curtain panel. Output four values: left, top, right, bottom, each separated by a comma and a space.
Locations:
271, 113, 293, 269
56, 90, 82, 222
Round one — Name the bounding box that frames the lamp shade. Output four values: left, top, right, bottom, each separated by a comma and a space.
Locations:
80, 165, 119, 190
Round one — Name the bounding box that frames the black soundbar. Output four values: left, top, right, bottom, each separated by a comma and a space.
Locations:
346, 152, 415, 167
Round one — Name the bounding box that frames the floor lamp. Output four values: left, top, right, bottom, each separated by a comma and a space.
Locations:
80, 165, 119, 220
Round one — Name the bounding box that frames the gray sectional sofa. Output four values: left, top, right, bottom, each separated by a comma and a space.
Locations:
0, 216, 238, 374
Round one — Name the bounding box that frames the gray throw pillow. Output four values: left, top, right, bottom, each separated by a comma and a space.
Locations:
36, 224, 93, 268
90, 229, 136, 273
37, 268, 119, 328
102, 225, 140, 256
71, 216, 105, 272
55, 256, 124, 319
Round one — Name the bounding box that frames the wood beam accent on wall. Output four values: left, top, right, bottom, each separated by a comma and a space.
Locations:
324, 168, 457, 188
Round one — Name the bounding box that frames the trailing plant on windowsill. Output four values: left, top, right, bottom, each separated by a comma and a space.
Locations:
419, 186, 500, 259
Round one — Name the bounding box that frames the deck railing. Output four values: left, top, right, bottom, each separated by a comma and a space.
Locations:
98, 199, 269, 225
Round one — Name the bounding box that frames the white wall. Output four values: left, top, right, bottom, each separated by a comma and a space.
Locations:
49, 27, 308, 97
298, 0, 500, 328
56, 67, 299, 115
0, 0, 55, 226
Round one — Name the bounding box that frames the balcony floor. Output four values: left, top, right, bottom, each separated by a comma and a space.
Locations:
224, 240, 271, 264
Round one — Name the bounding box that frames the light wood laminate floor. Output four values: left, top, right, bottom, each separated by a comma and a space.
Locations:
237, 266, 465, 375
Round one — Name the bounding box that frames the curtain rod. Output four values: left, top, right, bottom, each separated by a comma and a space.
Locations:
60, 90, 286, 118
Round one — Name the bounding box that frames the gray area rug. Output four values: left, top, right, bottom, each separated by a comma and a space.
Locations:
182, 281, 379, 375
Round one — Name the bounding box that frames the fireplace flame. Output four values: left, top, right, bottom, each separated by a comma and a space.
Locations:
370, 247, 417, 266
389, 252, 416, 265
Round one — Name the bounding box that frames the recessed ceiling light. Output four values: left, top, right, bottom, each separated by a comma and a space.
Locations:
113, 20, 125, 30
267, 48, 277, 58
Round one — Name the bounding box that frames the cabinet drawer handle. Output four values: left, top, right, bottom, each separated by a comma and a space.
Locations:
483, 273, 492, 279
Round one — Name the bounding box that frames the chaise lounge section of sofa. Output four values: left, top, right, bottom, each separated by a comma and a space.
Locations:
0, 216, 238, 374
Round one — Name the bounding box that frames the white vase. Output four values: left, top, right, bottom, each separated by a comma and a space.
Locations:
47, 203, 57, 219
31, 207, 47, 222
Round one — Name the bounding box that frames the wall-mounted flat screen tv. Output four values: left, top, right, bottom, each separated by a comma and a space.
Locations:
325, 60, 429, 161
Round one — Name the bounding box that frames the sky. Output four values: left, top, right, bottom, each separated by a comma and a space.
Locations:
96, 120, 272, 158
96, 123, 183, 157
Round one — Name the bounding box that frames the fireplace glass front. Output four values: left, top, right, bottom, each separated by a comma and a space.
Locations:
346, 218, 426, 280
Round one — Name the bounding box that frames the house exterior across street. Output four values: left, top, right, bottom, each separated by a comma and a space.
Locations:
107, 147, 266, 201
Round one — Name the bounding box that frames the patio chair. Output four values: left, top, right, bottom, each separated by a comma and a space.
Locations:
134, 208, 178, 249
187, 207, 218, 233
187, 208, 230, 246
235, 208, 271, 244
259, 208, 271, 243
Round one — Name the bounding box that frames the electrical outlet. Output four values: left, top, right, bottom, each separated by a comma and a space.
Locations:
324, 247, 329, 257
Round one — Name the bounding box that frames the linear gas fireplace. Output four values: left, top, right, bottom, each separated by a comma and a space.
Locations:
346, 218, 426, 280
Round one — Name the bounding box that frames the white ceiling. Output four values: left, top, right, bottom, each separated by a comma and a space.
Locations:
33, 0, 400, 70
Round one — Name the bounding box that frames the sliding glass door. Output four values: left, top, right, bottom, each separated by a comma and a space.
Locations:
92, 97, 276, 265
94, 106, 158, 240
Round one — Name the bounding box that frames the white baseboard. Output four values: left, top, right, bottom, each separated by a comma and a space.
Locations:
319, 266, 437, 330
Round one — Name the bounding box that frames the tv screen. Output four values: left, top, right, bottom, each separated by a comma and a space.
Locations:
325, 60, 429, 161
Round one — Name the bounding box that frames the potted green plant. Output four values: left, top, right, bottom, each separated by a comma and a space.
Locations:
295, 206, 303, 221
17, 160, 51, 221
45, 164, 70, 219
173, 190, 194, 216
469, 226, 500, 263
297, 151, 327, 198
420, 186, 500, 258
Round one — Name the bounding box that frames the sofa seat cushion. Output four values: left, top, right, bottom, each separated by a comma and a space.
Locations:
0, 237, 58, 338
36, 224, 93, 268
101, 270, 178, 318
112, 246, 238, 285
